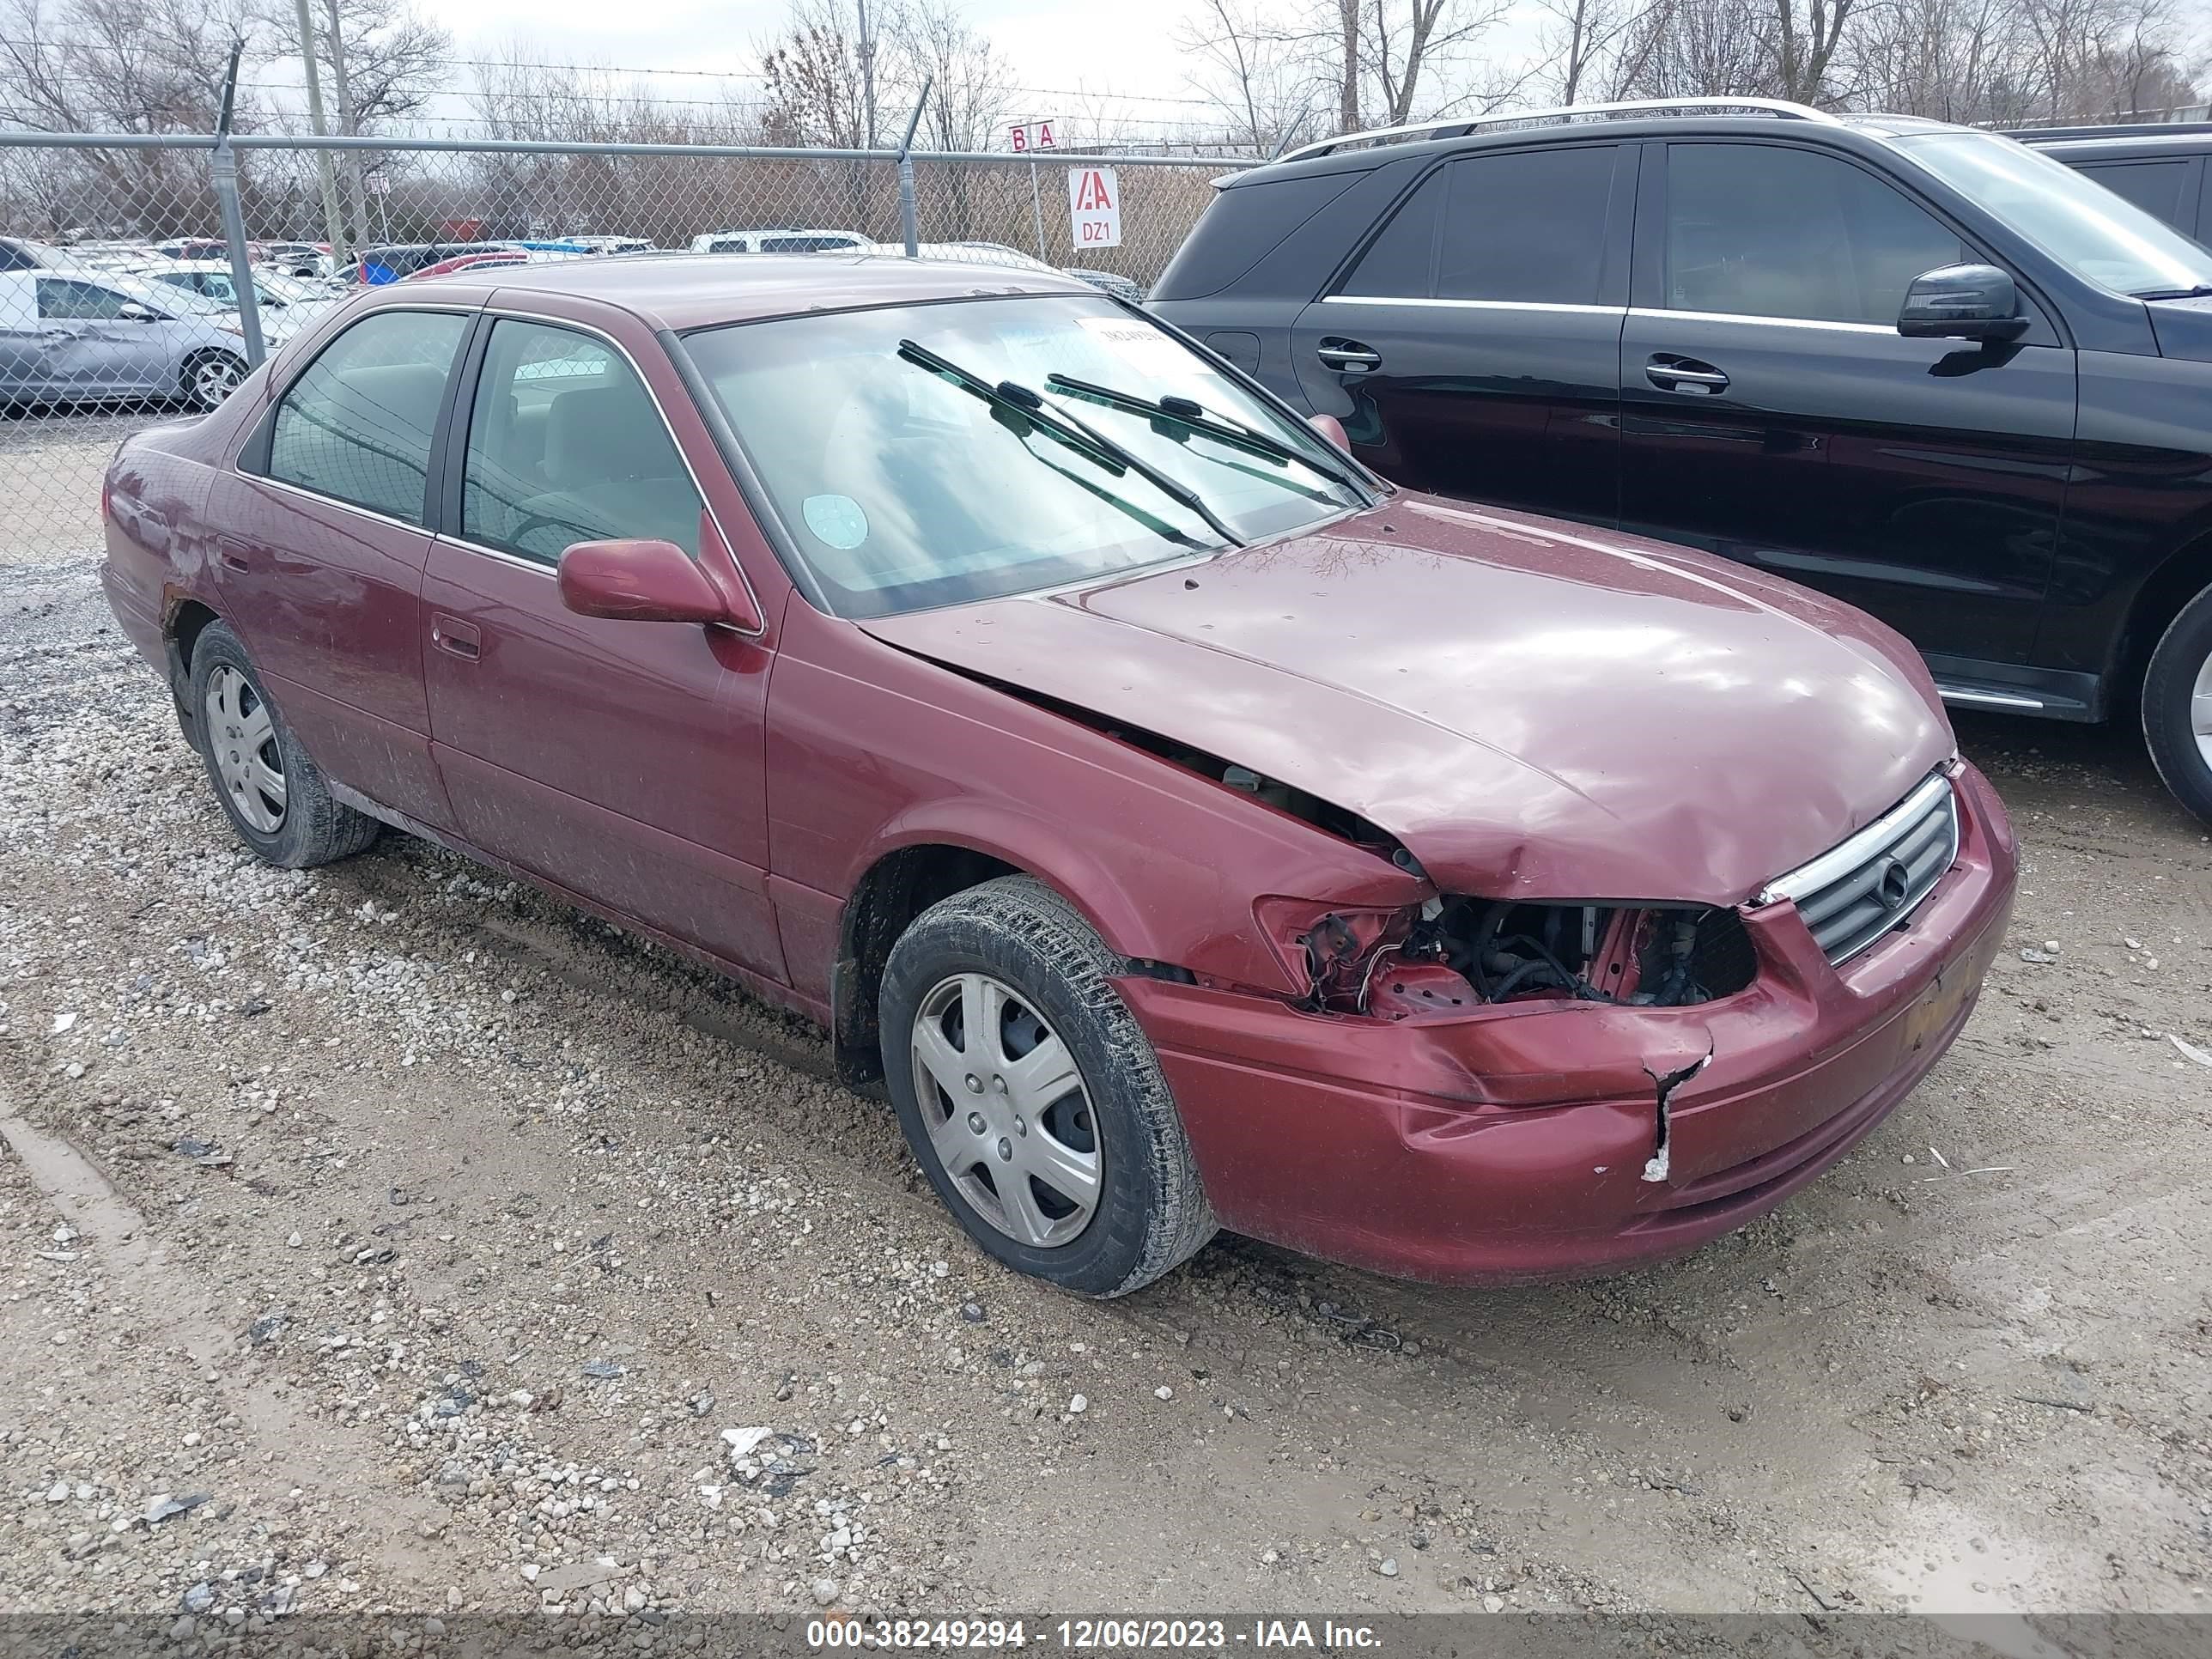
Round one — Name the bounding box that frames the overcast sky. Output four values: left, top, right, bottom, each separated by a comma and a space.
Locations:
425, 0, 1236, 137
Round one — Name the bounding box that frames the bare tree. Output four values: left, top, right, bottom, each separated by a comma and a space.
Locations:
1529, 0, 1644, 102
884, 0, 1014, 150
1176, 0, 1322, 154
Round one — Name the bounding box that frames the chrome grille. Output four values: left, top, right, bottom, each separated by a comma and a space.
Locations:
1762, 773, 1960, 965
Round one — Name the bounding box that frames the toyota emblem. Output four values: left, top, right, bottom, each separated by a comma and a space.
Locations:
1876, 857, 1911, 908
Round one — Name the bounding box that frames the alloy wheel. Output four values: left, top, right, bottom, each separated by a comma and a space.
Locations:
2194, 647, 2212, 773
192, 355, 244, 410
908, 971, 1101, 1248
204, 665, 286, 833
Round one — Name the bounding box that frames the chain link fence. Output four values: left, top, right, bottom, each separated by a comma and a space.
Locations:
0, 133, 1254, 567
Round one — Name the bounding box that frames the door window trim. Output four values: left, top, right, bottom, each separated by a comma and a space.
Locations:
434, 308, 765, 640
1321, 295, 1623, 315
234, 301, 482, 529
1637, 136, 2069, 349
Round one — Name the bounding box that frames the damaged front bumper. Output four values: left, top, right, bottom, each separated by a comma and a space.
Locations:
1114, 763, 2018, 1285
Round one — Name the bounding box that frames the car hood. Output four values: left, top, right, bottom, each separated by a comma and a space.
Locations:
860, 496, 1954, 906
2146, 294, 2212, 362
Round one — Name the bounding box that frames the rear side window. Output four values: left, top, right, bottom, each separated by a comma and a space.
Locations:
1341, 147, 1618, 303
459, 318, 703, 565
264, 308, 468, 524
1153, 170, 1363, 300
763, 235, 852, 252
38, 278, 133, 320
1665, 143, 1966, 325
2075, 160, 2195, 232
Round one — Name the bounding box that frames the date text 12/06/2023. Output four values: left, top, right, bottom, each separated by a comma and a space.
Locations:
805, 1618, 1384, 1650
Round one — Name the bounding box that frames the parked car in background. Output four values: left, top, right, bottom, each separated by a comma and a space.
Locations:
1063, 266, 1147, 303
0, 236, 88, 272
1153, 97, 2212, 823
689, 227, 867, 253
405, 249, 534, 282
2013, 124, 2212, 243
99, 254, 2013, 1296
341, 242, 515, 284
132, 260, 338, 338
0, 269, 249, 409
564, 235, 659, 255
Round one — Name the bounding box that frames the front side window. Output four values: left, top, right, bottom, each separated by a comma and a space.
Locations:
1340, 147, 1618, 304
38, 278, 132, 320
680, 294, 1369, 618
460, 318, 704, 564
1897, 131, 2212, 297
1665, 143, 1967, 325
264, 308, 468, 524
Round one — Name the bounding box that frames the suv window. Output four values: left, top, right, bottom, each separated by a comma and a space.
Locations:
459, 318, 703, 565
2075, 160, 2195, 232
762, 235, 854, 252
264, 308, 468, 524
1342, 147, 1617, 304
1665, 143, 1966, 325
37, 278, 134, 320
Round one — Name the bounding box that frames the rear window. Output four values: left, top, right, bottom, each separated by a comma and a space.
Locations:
1152, 170, 1364, 300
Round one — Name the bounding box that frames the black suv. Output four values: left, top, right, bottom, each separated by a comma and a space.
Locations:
2014, 124, 2212, 243
1151, 99, 2212, 821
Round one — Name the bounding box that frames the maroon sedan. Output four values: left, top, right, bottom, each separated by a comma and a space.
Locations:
100, 256, 2017, 1296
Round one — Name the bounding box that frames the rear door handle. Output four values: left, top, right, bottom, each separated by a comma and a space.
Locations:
217, 537, 251, 573
430, 613, 481, 660
1645, 354, 1729, 395
1316, 339, 1382, 373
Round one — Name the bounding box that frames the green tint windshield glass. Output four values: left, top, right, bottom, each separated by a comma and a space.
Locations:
1897, 131, 2212, 298
680, 295, 1365, 617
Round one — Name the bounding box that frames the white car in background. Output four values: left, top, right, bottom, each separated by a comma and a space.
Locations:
688, 227, 868, 254
0, 269, 255, 410
130, 260, 337, 339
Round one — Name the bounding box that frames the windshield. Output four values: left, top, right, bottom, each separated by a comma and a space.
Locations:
108, 274, 225, 316
680, 294, 1367, 617
257, 270, 325, 304
1897, 131, 2212, 298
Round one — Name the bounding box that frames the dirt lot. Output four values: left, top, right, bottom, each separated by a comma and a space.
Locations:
3, 550, 2209, 1628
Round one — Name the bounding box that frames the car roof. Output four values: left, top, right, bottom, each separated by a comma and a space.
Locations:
1231, 107, 1970, 186
2014, 126, 2212, 160
461, 251, 1091, 330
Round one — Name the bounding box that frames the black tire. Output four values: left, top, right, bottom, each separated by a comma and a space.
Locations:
187, 622, 380, 869
2142, 582, 2212, 823
179, 349, 246, 412
880, 876, 1216, 1297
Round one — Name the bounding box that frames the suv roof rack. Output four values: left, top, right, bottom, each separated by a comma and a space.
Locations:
2009, 121, 2212, 143
1275, 96, 1840, 163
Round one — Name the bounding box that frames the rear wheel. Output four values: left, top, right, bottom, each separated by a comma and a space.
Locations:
188, 623, 380, 868
2142, 582, 2212, 824
880, 876, 1215, 1297
180, 349, 246, 411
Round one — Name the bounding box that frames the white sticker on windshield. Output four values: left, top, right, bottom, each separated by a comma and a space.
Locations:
1074, 313, 1192, 376
803, 494, 869, 550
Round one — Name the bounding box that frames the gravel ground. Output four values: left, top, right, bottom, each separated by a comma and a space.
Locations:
2, 551, 2209, 1626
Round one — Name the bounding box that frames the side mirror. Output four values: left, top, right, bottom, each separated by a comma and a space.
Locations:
1307, 411, 1349, 449
116, 301, 158, 322
1898, 264, 2029, 343
558, 538, 757, 629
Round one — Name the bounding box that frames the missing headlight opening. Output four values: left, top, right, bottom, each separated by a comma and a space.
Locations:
1360, 898, 1759, 1016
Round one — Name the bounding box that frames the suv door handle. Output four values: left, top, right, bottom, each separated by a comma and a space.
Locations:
1645, 354, 1729, 395
430, 613, 481, 660
1317, 339, 1382, 373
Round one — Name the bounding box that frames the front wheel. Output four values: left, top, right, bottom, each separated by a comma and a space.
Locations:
879, 877, 1216, 1297
2142, 582, 2212, 823
180, 349, 246, 412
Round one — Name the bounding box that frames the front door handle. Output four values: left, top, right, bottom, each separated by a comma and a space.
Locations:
1317, 339, 1382, 373
429, 613, 481, 660
1645, 354, 1729, 395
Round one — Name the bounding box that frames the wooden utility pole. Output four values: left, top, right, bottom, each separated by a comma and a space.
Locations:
293, 0, 351, 264
324, 0, 372, 247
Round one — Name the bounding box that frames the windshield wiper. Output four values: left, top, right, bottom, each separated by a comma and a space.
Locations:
2131, 283, 2212, 300
896, 340, 1245, 548
1043, 373, 1366, 496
